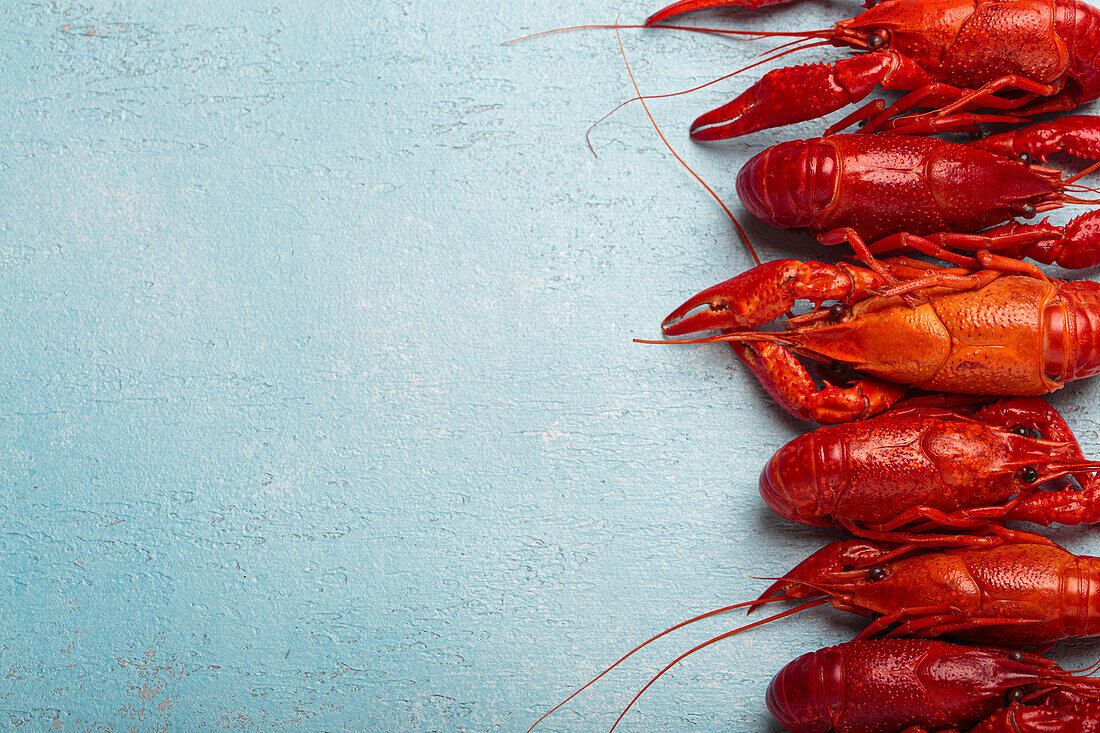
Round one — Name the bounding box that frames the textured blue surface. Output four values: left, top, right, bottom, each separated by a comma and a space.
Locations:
4, 1, 1100, 730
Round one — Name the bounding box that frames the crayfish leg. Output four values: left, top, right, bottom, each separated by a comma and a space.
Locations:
874, 266, 1003, 299
868, 75, 1061, 135
732, 340, 907, 423
969, 115, 1100, 162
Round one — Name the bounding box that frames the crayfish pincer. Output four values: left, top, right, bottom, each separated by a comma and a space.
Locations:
760, 397, 1100, 542
767, 639, 1100, 733
645, 0, 1100, 139
651, 259, 1100, 423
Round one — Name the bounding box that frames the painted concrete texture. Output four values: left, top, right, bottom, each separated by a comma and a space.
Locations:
3, 0, 1100, 730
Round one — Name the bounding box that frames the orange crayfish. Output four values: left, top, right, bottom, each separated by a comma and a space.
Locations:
767, 640, 1100, 733
736, 123, 1100, 270
646, 0, 1100, 139
652, 259, 1100, 423
760, 397, 1100, 543
529, 544, 1100, 731
752, 539, 1100, 647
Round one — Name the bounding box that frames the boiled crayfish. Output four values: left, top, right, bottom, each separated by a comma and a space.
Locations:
646, 0, 1100, 139
754, 539, 1100, 646
736, 122, 1100, 269
760, 397, 1100, 542
767, 639, 1100, 732
654, 259, 1100, 423
529, 541, 1100, 731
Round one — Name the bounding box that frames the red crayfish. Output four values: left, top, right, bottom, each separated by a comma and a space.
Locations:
768, 639, 1100, 732
653, 259, 1100, 423
645, 0, 1100, 139
736, 122, 1100, 270
760, 397, 1100, 542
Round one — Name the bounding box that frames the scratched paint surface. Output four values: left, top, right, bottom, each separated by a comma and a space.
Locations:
2, 0, 1100, 730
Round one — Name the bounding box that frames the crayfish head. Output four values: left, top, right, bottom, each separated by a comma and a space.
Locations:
753, 539, 896, 610
832, 0, 973, 65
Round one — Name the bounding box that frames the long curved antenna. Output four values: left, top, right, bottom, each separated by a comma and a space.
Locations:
586, 40, 830, 155
526, 594, 801, 732
607, 598, 831, 731
614, 21, 760, 264
1064, 159, 1100, 185
502, 23, 827, 45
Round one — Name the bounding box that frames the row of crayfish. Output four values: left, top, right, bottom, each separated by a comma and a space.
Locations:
529, 0, 1100, 728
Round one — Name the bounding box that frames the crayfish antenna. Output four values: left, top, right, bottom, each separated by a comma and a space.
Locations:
586, 39, 830, 157
526, 595, 800, 732
635, 331, 793, 345
612, 21, 761, 264
607, 598, 830, 732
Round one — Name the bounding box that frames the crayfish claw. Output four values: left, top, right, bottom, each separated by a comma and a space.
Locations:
689, 55, 896, 140
645, 0, 795, 25
661, 284, 736, 336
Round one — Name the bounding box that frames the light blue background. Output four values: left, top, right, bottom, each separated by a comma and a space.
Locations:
3, 1, 1100, 730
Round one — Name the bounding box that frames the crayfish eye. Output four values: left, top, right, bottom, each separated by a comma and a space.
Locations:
828, 303, 850, 322
867, 30, 888, 50
867, 566, 887, 582
1005, 686, 1026, 703
1017, 152, 1031, 166
1010, 424, 1029, 436
1013, 201, 1037, 219
1017, 466, 1040, 484
1008, 650, 1025, 662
